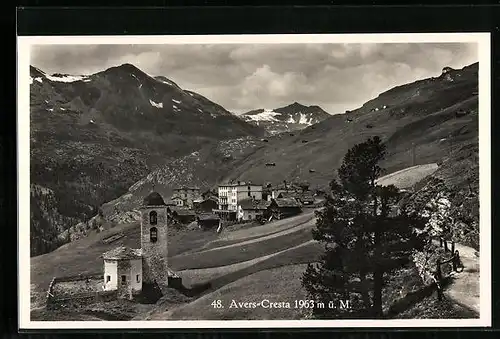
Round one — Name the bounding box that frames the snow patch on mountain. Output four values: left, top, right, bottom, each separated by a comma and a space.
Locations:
244, 109, 282, 122
157, 79, 174, 86
298, 113, 314, 125
149, 99, 163, 108
45, 74, 90, 83
30, 77, 43, 84
172, 99, 181, 104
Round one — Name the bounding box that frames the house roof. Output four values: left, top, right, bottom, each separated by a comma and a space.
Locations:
171, 207, 195, 216
197, 214, 220, 221
239, 199, 270, 210
272, 198, 302, 208
174, 186, 200, 191
196, 197, 217, 203
143, 192, 166, 207
164, 199, 177, 206
102, 246, 142, 260
278, 191, 299, 199
298, 193, 315, 202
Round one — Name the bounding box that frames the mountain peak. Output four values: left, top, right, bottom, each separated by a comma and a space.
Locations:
102, 63, 145, 76
288, 102, 306, 109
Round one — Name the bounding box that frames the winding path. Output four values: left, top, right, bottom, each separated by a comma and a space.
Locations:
443, 242, 480, 314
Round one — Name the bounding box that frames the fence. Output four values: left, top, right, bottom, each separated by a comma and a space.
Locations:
433, 237, 463, 301
386, 238, 463, 316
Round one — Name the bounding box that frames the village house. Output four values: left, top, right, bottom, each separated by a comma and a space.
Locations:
201, 189, 218, 201
197, 213, 221, 230
277, 191, 300, 199
171, 186, 201, 209
237, 199, 270, 221
167, 206, 196, 225
215, 181, 263, 221
267, 198, 302, 220
297, 192, 315, 206
171, 196, 186, 207
193, 197, 218, 214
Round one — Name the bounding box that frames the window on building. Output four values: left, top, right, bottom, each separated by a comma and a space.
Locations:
121, 275, 126, 284
150, 227, 158, 243
106, 275, 111, 283
149, 210, 157, 225
136, 274, 140, 283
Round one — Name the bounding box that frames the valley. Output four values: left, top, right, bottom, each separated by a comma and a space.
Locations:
29, 60, 481, 321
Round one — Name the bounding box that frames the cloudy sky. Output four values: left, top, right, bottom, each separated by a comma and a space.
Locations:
31, 43, 477, 114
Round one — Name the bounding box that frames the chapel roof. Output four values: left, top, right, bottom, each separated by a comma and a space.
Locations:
142, 192, 166, 207
102, 246, 142, 260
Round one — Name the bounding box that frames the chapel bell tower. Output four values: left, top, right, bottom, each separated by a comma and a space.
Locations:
140, 191, 169, 290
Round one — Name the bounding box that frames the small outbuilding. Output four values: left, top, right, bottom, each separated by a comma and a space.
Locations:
197, 214, 221, 230
168, 207, 196, 224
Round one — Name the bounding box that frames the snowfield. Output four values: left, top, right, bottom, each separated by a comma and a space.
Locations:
45, 74, 90, 83
244, 109, 282, 122
286, 113, 315, 125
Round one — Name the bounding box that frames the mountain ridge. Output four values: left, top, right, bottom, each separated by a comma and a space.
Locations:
29, 62, 264, 256
242, 102, 331, 135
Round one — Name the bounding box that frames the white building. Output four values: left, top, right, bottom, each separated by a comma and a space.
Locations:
102, 246, 143, 298
216, 181, 263, 220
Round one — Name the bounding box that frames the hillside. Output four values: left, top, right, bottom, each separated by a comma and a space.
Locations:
223, 63, 478, 192
99, 63, 479, 234
29, 63, 264, 255
242, 102, 331, 135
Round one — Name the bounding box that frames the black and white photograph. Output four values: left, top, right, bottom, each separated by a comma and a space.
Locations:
17, 33, 491, 328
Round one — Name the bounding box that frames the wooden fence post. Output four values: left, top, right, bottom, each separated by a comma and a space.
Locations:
444, 240, 448, 252
452, 252, 458, 272
436, 259, 443, 301
439, 238, 443, 247
451, 241, 455, 254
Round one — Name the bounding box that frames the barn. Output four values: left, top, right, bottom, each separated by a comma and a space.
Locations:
197, 214, 221, 230
267, 198, 302, 220
167, 207, 196, 225
193, 197, 218, 214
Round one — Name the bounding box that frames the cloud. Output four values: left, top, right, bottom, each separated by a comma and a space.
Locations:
30, 42, 478, 114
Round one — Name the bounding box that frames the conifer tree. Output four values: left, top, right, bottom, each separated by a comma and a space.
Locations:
302, 136, 428, 318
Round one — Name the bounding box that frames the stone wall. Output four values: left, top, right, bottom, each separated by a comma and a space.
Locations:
47, 290, 118, 310
46, 273, 118, 310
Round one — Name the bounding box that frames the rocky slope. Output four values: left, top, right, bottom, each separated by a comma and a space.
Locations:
30, 63, 264, 256
242, 102, 331, 135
